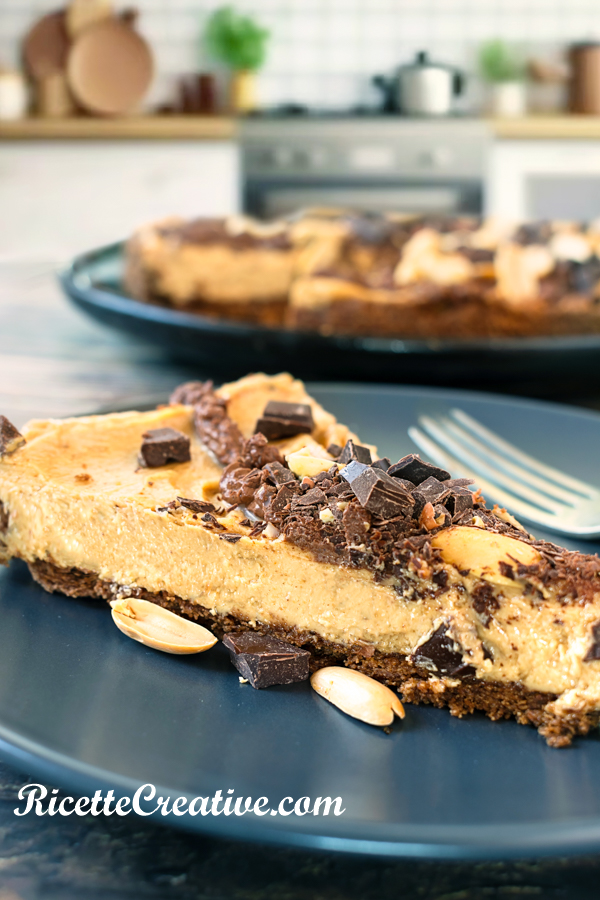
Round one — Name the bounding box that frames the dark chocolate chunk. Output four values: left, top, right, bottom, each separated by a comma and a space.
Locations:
585, 622, 600, 661
498, 560, 515, 580
177, 497, 216, 514
414, 476, 450, 503
446, 488, 474, 516
388, 454, 450, 485
271, 483, 299, 513
482, 643, 494, 661
219, 533, 242, 543
248, 521, 268, 538
343, 464, 414, 518
201, 512, 224, 529
371, 457, 391, 471
472, 582, 500, 627
0, 416, 25, 457
343, 503, 371, 545
569, 257, 600, 294
295, 487, 327, 507
514, 221, 552, 246
339, 439, 373, 465
327, 443, 343, 459
156, 500, 180, 514
444, 478, 474, 491
339, 459, 369, 484
140, 427, 191, 468
222, 632, 310, 688
254, 401, 314, 441
410, 623, 476, 677
264, 461, 296, 486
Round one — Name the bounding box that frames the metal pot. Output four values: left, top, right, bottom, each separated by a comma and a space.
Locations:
374, 51, 465, 116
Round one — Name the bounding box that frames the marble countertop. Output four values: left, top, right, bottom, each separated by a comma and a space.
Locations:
2, 261, 600, 898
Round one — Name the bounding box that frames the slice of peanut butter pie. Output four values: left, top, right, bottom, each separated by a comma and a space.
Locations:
2, 373, 600, 746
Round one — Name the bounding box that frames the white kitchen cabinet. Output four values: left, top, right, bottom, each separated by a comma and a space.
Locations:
487, 139, 600, 222
0, 140, 240, 262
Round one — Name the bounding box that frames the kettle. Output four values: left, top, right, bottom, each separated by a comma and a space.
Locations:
374, 52, 465, 116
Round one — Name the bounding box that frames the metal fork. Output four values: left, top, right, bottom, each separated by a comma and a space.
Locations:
408, 409, 600, 539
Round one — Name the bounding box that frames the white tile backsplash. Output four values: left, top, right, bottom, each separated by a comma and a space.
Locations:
3, 0, 600, 110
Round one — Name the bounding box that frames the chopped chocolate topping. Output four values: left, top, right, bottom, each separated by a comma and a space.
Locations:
388, 454, 451, 485
248, 521, 268, 538
181, 381, 244, 466
264, 461, 295, 486
472, 582, 501, 627
444, 478, 475, 490
219, 533, 242, 543
0, 416, 25, 457
254, 401, 314, 441
410, 623, 476, 677
585, 622, 600, 661
327, 443, 343, 459
156, 500, 180, 514
201, 513, 225, 530
372, 457, 391, 471
295, 487, 327, 507
222, 632, 310, 688
446, 489, 474, 516
339, 459, 369, 484
178, 379, 600, 609
139, 428, 191, 468
177, 497, 216, 514
343, 464, 414, 518
412, 476, 451, 517
339, 439, 373, 465
343, 502, 371, 546
0, 500, 8, 534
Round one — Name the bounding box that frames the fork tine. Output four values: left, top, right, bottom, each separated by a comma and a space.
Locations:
408, 426, 565, 531
451, 409, 597, 499
417, 416, 566, 515
441, 419, 577, 505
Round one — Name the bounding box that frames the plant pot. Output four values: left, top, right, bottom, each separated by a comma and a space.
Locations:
487, 81, 526, 117
229, 69, 257, 113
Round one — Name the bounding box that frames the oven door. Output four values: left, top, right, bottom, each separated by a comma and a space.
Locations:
488, 140, 600, 220
244, 180, 482, 219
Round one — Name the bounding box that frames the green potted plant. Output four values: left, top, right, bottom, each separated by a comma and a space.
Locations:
205, 6, 270, 113
479, 40, 527, 117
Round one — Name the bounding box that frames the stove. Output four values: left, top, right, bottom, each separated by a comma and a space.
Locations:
240, 116, 489, 220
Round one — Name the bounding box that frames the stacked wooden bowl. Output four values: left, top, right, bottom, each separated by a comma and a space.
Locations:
23, 0, 153, 117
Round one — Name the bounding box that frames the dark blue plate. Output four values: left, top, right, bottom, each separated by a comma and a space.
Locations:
2, 384, 600, 860
59, 243, 600, 397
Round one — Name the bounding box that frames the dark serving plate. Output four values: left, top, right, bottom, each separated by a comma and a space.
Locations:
59, 242, 600, 397
3, 384, 600, 860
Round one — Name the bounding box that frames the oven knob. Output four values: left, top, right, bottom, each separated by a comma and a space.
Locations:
417, 147, 453, 169
256, 147, 293, 169
292, 148, 326, 169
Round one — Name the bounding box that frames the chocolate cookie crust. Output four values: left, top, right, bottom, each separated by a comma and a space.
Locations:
26, 558, 598, 747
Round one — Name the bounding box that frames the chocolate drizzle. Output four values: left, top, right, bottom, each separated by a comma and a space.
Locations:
170, 381, 244, 466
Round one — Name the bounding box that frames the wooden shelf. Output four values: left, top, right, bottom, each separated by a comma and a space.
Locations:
490, 115, 600, 139
0, 115, 237, 140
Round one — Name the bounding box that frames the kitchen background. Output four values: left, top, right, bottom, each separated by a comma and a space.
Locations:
2, 0, 600, 260
0, 0, 595, 112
